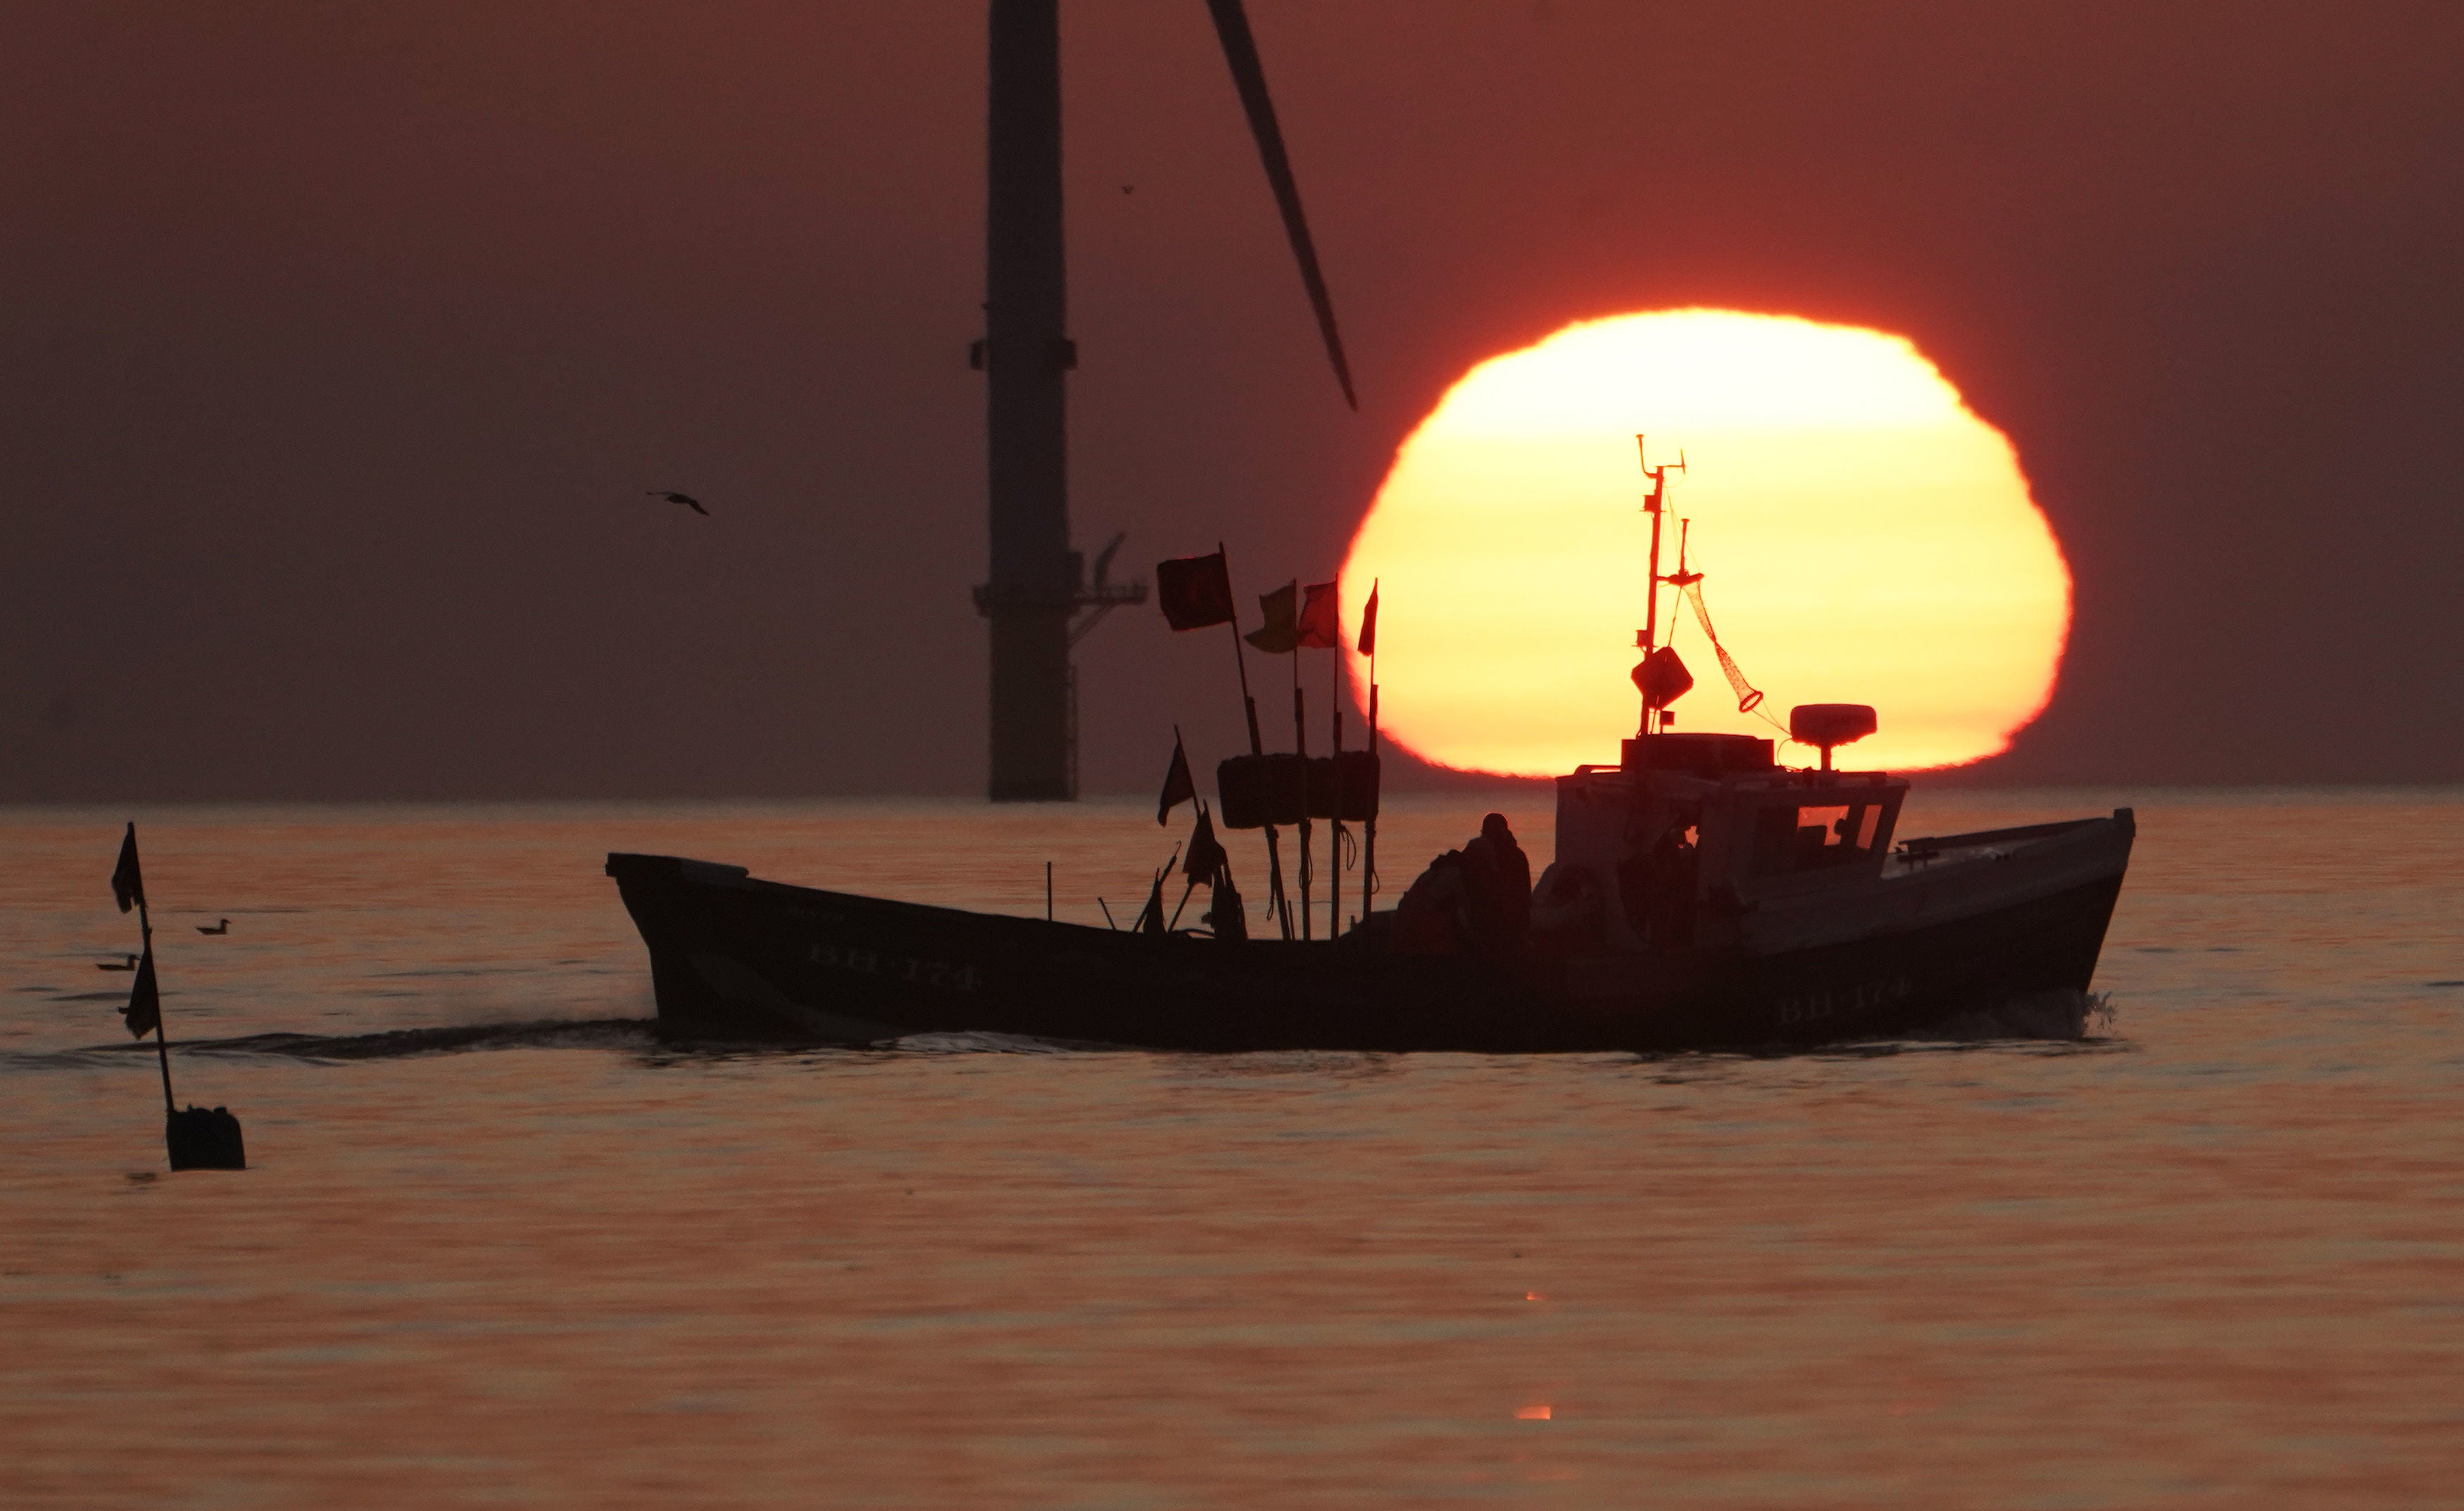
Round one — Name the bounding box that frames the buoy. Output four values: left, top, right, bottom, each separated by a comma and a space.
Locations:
108, 823, 249, 1172
166, 1106, 246, 1171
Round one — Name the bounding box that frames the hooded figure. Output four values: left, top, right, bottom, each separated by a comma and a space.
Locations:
1461, 812, 1533, 955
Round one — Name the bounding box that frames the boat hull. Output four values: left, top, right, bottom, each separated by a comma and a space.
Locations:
607, 815, 2130, 1052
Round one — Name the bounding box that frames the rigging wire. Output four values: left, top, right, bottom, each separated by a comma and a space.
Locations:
1664, 552, 1799, 747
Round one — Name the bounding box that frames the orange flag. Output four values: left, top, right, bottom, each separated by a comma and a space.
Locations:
1296, 581, 1339, 650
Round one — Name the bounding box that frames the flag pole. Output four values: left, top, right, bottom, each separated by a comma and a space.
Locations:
137, 892, 174, 1116
1220, 544, 1290, 940
1222, 545, 1263, 757
1365, 677, 1378, 927
1328, 636, 1344, 937
1292, 638, 1310, 942
1363, 583, 1379, 931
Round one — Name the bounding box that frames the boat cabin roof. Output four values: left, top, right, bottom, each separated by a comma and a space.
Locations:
1562, 732, 1909, 807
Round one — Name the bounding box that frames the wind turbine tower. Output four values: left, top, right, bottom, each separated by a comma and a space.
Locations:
972, 0, 1354, 801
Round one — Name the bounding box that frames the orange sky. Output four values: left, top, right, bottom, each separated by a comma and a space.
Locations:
1341, 310, 2070, 774
10, 5, 2464, 797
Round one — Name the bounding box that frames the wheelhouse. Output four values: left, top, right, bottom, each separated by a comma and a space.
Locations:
1549, 732, 1908, 952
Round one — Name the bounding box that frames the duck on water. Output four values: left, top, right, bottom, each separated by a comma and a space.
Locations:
606, 477, 2132, 1055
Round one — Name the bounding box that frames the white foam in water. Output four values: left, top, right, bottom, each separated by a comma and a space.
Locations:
889, 1030, 1118, 1055
1923, 989, 2111, 1043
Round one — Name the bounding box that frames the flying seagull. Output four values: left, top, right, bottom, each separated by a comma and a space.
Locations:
96, 954, 138, 971
646, 491, 709, 516
197, 918, 229, 935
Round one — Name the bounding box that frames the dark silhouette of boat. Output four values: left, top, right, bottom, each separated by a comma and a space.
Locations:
608, 782, 2127, 1051
609, 443, 2132, 1052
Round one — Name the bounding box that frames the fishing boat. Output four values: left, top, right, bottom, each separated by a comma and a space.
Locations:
608, 448, 2133, 1053
606, 786, 2129, 1053
606, 4, 2130, 1049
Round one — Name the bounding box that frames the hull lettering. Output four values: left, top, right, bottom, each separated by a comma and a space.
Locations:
809, 940, 983, 992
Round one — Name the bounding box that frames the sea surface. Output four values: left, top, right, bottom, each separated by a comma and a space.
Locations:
4, 790, 2460, 1509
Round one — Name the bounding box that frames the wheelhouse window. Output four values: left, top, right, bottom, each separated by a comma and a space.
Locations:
1748, 800, 1892, 877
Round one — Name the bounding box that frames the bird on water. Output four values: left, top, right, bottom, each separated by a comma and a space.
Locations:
197, 918, 229, 935
96, 954, 138, 971
646, 491, 709, 516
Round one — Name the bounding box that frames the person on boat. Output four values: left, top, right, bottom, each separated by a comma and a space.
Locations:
1617, 809, 1700, 947
1393, 816, 1533, 956
1462, 812, 1533, 954
1393, 849, 1472, 954
1649, 821, 1700, 947
1526, 862, 1604, 956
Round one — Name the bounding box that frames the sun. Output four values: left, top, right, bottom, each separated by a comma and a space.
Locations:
1340, 309, 2069, 774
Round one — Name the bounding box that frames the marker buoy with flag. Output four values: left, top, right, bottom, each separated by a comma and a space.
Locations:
109, 823, 244, 1171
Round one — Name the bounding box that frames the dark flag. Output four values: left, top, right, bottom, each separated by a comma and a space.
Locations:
1183, 803, 1228, 882
1156, 551, 1236, 631
111, 823, 144, 915
1138, 869, 1169, 936
1206, 868, 1248, 942
1358, 579, 1379, 657
1157, 734, 1196, 825
1296, 581, 1340, 650
1243, 581, 1300, 652
122, 947, 161, 1039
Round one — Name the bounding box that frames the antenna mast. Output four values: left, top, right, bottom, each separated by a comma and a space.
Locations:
1633, 435, 1686, 736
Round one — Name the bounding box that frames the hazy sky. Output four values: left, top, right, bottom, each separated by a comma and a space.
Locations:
6, 1, 2462, 799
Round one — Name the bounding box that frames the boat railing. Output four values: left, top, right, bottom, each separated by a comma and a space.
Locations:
1896, 816, 2105, 864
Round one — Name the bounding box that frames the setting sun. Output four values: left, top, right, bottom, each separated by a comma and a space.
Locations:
1340, 310, 2070, 773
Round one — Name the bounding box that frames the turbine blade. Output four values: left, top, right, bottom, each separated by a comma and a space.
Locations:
1204, 0, 1357, 410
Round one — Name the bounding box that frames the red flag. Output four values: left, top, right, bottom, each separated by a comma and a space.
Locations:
1243, 582, 1300, 652
1357, 580, 1379, 657
1156, 551, 1236, 631
1296, 581, 1339, 650
111, 823, 144, 914
1157, 733, 1196, 825
122, 947, 160, 1039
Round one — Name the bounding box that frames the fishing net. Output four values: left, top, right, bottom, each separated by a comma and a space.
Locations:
1685, 582, 1766, 714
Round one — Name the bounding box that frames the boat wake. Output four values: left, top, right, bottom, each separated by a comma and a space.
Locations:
203, 1020, 662, 1061
888, 1030, 1127, 1055
11, 1020, 1109, 1069
8, 993, 2119, 1073
7, 1019, 658, 1070
1780, 990, 2120, 1063
1922, 989, 2115, 1043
